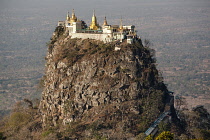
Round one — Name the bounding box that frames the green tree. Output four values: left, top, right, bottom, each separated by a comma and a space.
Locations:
155, 131, 174, 140
145, 135, 153, 140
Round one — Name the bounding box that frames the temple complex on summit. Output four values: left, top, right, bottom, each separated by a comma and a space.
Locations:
58, 9, 138, 44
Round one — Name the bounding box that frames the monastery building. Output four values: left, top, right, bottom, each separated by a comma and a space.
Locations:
58, 10, 138, 44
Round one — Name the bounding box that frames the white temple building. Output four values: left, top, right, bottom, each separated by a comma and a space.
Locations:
58, 10, 138, 44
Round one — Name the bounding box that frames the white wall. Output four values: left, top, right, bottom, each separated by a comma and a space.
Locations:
69, 33, 113, 42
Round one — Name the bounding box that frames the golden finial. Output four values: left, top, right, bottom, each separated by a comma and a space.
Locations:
66, 11, 70, 20
90, 9, 99, 30
70, 9, 77, 22
72, 9, 75, 18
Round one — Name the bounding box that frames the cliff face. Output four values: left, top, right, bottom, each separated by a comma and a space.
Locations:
39, 26, 170, 138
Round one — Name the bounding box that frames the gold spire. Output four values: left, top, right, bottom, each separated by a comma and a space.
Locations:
70, 9, 77, 23
66, 11, 70, 21
72, 9, 75, 18
103, 16, 108, 26
92, 10, 97, 24
89, 9, 99, 30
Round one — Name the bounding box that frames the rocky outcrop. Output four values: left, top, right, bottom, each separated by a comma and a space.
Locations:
39, 26, 171, 139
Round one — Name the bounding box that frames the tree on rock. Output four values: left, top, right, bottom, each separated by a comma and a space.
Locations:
145, 135, 153, 140
155, 131, 174, 140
